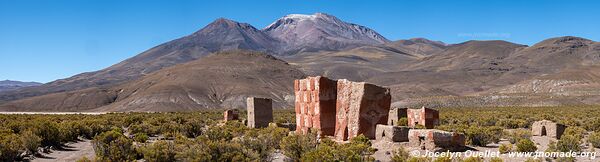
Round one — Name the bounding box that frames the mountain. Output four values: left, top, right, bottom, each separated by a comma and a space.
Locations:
283, 38, 447, 81
0, 13, 390, 103
379, 36, 600, 107
0, 51, 305, 112
384, 38, 447, 57
0, 80, 42, 92
264, 13, 389, 54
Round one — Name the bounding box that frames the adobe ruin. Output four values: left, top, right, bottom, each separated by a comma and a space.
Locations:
407, 107, 439, 129
246, 97, 273, 128
375, 124, 409, 142
334, 79, 391, 140
223, 109, 239, 121
408, 129, 466, 151
294, 76, 338, 136
531, 120, 566, 139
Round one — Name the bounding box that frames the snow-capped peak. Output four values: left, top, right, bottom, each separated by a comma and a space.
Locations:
282, 14, 318, 20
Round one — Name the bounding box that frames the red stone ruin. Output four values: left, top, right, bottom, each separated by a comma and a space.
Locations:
294, 76, 337, 136
407, 106, 439, 129
293, 76, 391, 141
334, 79, 391, 140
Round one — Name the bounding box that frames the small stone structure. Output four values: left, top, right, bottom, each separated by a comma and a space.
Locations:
375, 124, 409, 142
246, 97, 273, 128
294, 76, 338, 136
388, 107, 408, 126
223, 109, 239, 121
408, 129, 466, 151
531, 120, 566, 139
407, 107, 439, 129
335, 79, 391, 140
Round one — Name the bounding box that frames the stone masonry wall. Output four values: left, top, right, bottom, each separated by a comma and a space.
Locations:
375, 124, 409, 142
408, 129, 466, 151
407, 107, 439, 129
335, 79, 391, 140
294, 76, 337, 136
223, 109, 239, 121
532, 120, 566, 139
247, 97, 273, 128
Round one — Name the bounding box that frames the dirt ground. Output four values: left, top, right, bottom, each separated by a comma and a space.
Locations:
31, 139, 95, 162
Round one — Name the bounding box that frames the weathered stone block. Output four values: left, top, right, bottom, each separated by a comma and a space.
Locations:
388, 107, 408, 126
407, 107, 439, 129
247, 97, 273, 128
223, 109, 239, 121
531, 120, 566, 139
294, 76, 337, 136
408, 129, 466, 151
335, 79, 391, 140
375, 124, 409, 142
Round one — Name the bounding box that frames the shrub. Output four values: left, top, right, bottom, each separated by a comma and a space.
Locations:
133, 133, 149, 143
76, 156, 93, 162
407, 157, 431, 162
59, 121, 83, 142
516, 139, 537, 152
499, 143, 512, 154
92, 130, 136, 162
465, 126, 502, 146
524, 158, 542, 162
140, 140, 177, 162
0, 133, 24, 161
397, 118, 408, 126
301, 135, 376, 161
462, 156, 484, 162
506, 129, 531, 144
563, 126, 586, 139
20, 130, 42, 154
556, 135, 581, 152
433, 155, 452, 162
414, 124, 427, 129
31, 120, 61, 146
280, 131, 318, 161
588, 131, 600, 148
391, 147, 410, 162
204, 126, 233, 141
183, 119, 204, 138
490, 157, 503, 162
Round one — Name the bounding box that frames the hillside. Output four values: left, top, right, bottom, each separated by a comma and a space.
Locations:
0, 51, 305, 112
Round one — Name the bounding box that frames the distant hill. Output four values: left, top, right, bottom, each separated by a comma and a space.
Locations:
0, 80, 41, 92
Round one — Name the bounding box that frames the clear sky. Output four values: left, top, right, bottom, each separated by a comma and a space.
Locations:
1, 0, 599, 83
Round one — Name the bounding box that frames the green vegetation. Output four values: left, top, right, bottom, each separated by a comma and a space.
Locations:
2, 106, 600, 161
588, 131, 600, 148
516, 139, 537, 152
498, 143, 512, 154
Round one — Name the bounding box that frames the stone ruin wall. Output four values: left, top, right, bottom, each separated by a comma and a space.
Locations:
294, 76, 337, 136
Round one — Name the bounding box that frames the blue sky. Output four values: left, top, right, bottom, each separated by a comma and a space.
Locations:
1, 0, 599, 83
